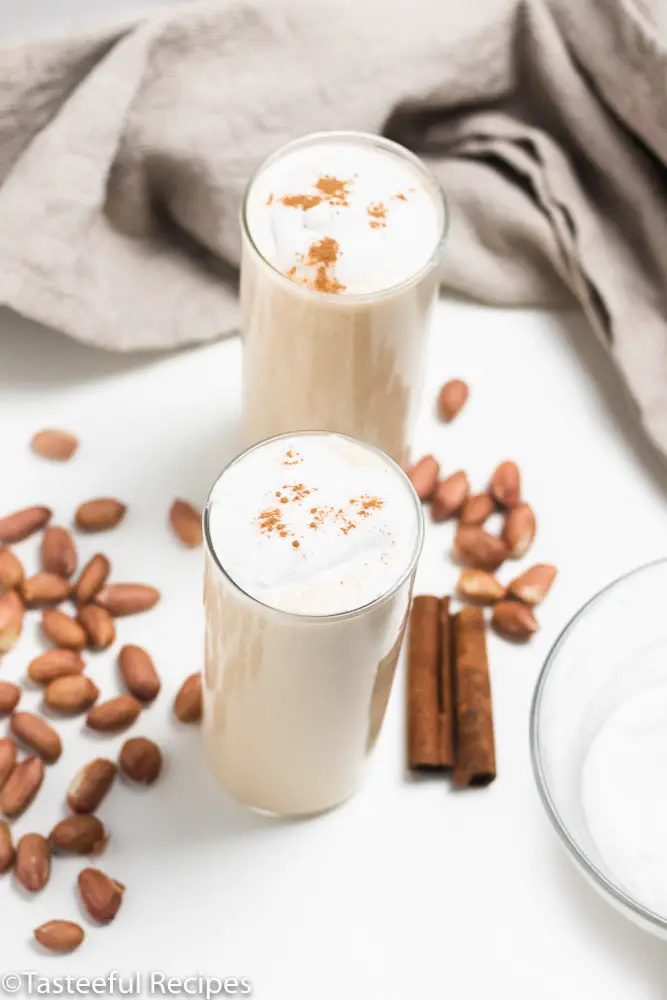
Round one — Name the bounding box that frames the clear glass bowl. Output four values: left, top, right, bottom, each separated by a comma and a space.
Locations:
530, 558, 667, 939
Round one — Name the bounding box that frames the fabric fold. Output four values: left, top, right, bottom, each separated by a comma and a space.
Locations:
2, 0, 667, 455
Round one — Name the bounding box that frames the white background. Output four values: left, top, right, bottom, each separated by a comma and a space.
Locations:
3, 2, 667, 998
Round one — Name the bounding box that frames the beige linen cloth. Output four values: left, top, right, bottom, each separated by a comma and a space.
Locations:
2, 0, 667, 451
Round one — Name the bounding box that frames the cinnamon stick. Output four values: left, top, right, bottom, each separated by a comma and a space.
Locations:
407, 596, 441, 770
437, 597, 456, 770
452, 606, 496, 787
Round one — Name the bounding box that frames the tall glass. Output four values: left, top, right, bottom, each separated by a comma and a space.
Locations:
240, 132, 447, 468
202, 432, 424, 816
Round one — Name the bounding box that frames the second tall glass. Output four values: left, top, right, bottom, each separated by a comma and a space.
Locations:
240, 132, 447, 468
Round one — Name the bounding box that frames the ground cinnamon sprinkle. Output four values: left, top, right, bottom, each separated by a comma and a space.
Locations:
314, 175, 349, 206
308, 505, 331, 530
395, 193, 407, 201
358, 495, 384, 517
283, 483, 312, 502
336, 509, 357, 535
266, 193, 273, 206
258, 477, 386, 547
313, 266, 345, 294
281, 193, 323, 211
368, 202, 387, 228
308, 238, 345, 294
258, 508, 282, 533
280, 175, 350, 213
284, 236, 345, 294
306, 237, 340, 267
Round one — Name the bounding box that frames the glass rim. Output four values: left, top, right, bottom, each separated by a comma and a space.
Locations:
203, 430, 425, 623
529, 556, 667, 934
240, 130, 448, 305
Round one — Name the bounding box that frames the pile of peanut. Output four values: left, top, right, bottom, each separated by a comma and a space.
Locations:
0, 431, 202, 954
409, 380, 557, 639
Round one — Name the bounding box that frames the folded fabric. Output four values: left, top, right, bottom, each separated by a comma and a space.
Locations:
1, 0, 667, 455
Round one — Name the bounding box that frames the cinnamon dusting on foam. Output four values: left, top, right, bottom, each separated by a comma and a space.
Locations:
279, 175, 350, 213
368, 202, 387, 229
275, 173, 416, 293
247, 140, 442, 299
255, 453, 385, 549
208, 434, 418, 616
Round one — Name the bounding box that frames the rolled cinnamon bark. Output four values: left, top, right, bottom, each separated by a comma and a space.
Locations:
407, 596, 441, 770
452, 606, 496, 787
438, 597, 456, 770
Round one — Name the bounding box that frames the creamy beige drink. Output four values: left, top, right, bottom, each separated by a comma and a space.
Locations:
241, 133, 446, 467
203, 432, 423, 816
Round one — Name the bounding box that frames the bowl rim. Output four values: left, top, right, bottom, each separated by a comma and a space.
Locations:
530, 556, 667, 934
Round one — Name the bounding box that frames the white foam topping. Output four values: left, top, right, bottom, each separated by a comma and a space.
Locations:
244, 137, 443, 295
206, 434, 420, 615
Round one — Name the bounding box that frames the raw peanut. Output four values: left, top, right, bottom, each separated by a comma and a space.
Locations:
0, 738, 17, 790
459, 492, 495, 526
41, 609, 87, 651
509, 564, 557, 606
34, 921, 84, 953
0, 681, 21, 715
49, 814, 106, 855
453, 526, 509, 572
74, 553, 110, 605
492, 600, 539, 640
437, 379, 469, 421
503, 503, 537, 559
0, 590, 24, 653
490, 461, 521, 508
1, 756, 44, 817
41, 526, 77, 578
15, 833, 51, 892
174, 673, 202, 723
87, 695, 142, 733
11, 712, 62, 763
0, 548, 24, 591
21, 572, 70, 608
28, 649, 85, 684
75, 498, 126, 533
0, 506, 51, 544
67, 759, 117, 814
457, 570, 507, 604
118, 645, 161, 702
77, 605, 116, 650
170, 499, 203, 548
44, 675, 99, 713
0, 819, 14, 872
407, 456, 440, 502
31, 429, 78, 462
431, 471, 469, 522
78, 867, 125, 923
119, 737, 162, 784
95, 583, 160, 617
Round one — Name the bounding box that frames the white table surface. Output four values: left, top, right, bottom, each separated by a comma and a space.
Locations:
2, 297, 667, 999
